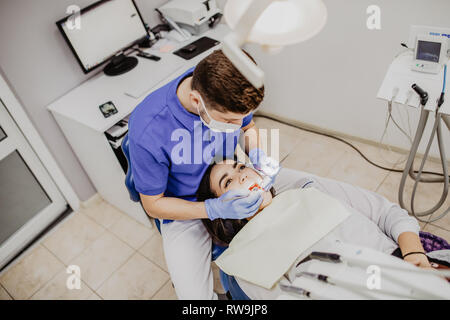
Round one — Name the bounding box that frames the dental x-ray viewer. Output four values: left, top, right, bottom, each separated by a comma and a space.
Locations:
128, 50, 282, 299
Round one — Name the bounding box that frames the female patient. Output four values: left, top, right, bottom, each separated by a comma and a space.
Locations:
196, 160, 433, 298
197, 160, 432, 266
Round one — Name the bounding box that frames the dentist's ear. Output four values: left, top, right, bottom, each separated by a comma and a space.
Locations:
189, 91, 201, 108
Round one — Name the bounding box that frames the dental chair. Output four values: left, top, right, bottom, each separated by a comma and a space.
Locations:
122, 134, 449, 299
121, 134, 250, 300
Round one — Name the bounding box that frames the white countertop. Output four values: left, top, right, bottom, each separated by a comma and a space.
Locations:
48, 24, 230, 132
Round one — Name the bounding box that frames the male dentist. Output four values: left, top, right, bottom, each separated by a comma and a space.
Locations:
128, 50, 278, 299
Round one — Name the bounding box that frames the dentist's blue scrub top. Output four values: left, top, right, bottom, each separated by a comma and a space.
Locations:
128, 67, 253, 224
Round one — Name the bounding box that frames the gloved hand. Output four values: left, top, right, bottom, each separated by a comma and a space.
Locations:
205, 189, 263, 220
248, 148, 281, 190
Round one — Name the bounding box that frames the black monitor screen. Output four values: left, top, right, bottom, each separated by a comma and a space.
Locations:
56, 0, 147, 74
416, 40, 441, 63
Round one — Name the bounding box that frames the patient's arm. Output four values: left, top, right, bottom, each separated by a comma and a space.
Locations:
305, 175, 420, 243
398, 232, 431, 268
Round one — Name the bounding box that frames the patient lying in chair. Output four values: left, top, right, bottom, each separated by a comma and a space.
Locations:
196, 159, 439, 299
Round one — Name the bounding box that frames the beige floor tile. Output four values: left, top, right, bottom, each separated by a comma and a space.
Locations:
138, 234, 168, 272
282, 134, 348, 177
423, 224, 450, 242
97, 253, 169, 300
430, 212, 450, 232
109, 213, 156, 250
0, 245, 64, 300
348, 139, 406, 170
326, 150, 390, 192
81, 200, 124, 229
254, 116, 310, 162
151, 280, 177, 300
88, 292, 102, 300
408, 155, 448, 174
418, 221, 427, 230
69, 232, 134, 290
30, 269, 94, 300
254, 116, 305, 137
42, 212, 106, 265
0, 285, 12, 300
426, 194, 450, 231
81, 194, 103, 209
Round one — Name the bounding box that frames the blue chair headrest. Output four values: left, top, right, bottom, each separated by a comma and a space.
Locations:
121, 134, 140, 202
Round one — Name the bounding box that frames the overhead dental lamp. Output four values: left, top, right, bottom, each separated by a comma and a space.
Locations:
222, 0, 328, 88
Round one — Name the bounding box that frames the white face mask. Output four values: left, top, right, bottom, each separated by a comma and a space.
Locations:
196, 94, 242, 133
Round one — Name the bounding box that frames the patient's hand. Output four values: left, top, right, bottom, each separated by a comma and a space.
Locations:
403, 253, 432, 269
398, 232, 432, 269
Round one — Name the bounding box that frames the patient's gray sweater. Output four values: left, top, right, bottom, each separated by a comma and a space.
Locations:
236, 168, 420, 299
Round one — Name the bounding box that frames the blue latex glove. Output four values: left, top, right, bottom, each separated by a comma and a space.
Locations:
248, 149, 281, 190
205, 189, 263, 220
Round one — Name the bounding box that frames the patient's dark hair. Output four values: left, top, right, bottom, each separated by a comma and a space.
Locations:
196, 161, 275, 247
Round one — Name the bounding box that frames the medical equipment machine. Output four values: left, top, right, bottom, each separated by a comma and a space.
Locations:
158, 0, 222, 36
377, 25, 450, 222
408, 25, 450, 53
56, 0, 149, 76
222, 0, 328, 88
412, 34, 448, 74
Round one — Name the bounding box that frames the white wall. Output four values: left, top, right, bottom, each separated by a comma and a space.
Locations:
250, 0, 450, 160
0, 0, 167, 201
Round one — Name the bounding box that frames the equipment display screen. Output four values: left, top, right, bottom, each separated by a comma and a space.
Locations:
57, 0, 147, 73
416, 40, 441, 63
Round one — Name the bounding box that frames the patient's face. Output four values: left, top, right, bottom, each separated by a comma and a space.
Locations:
209, 160, 273, 212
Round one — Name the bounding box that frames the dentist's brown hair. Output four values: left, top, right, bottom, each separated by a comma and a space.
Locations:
191, 49, 265, 114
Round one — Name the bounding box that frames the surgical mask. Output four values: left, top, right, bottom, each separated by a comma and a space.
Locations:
196, 94, 242, 133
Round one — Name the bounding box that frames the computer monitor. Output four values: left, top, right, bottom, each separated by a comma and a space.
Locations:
56, 0, 148, 76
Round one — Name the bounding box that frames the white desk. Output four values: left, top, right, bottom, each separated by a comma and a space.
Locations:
48, 24, 230, 226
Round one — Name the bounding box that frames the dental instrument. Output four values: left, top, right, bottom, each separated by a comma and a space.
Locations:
279, 282, 323, 300
398, 68, 450, 223
307, 249, 450, 279
221, 182, 264, 203
260, 176, 274, 191
301, 245, 450, 299
296, 271, 405, 299
222, 0, 328, 88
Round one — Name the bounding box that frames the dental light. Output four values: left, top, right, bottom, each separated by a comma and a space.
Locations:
222, 0, 328, 88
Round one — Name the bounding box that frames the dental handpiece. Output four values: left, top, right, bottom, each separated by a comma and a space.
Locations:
296, 272, 390, 299
260, 176, 273, 191
279, 283, 324, 300
258, 164, 281, 191
279, 283, 313, 299
412, 83, 429, 105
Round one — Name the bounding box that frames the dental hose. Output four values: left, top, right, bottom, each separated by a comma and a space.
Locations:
409, 111, 449, 222
399, 66, 449, 222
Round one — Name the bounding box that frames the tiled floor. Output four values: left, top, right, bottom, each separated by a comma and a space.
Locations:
0, 199, 177, 300
0, 117, 449, 300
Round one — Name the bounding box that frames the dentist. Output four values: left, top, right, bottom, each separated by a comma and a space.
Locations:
128, 50, 278, 299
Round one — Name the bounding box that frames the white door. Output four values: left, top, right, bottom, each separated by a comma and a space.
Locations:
0, 98, 67, 269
